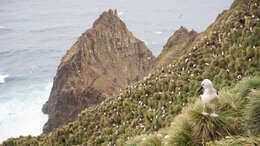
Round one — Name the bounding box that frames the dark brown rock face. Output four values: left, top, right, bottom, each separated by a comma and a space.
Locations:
42, 9, 154, 133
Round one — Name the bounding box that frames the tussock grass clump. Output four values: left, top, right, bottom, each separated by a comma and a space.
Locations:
215, 76, 260, 134
206, 136, 260, 146
141, 136, 162, 146
169, 102, 236, 145
189, 109, 235, 143
170, 76, 260, 145
126, 135, 163, 146
234, 76, 260, 98
246, 90, 260, 136
170, 119, 200, 146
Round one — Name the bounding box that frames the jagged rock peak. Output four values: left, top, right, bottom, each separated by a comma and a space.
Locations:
173, 26, 196, 35
93, 9, 122, 28
42, 9, 154, 133
177, 26, 188, 32
171, 26, 196, 37
164, 26, 198, 50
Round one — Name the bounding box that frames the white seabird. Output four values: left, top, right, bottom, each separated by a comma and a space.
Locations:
199, 79, 218, 117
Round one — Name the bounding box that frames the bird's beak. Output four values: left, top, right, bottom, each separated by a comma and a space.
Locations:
198, 86, 203, 93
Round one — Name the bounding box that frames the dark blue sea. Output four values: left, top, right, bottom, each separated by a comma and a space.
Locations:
0, 0, 233, 142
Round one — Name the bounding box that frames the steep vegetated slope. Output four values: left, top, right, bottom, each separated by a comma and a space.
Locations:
151, 26, 198, 71
2, 0, 260, 145
126, 76, 260, 145
42, 9, 155, 133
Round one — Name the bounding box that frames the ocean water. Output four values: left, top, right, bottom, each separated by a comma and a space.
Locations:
0, 0, 233, 143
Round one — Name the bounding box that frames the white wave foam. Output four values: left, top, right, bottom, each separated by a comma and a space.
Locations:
0, 80, 52, 143
0, 75, 9, 84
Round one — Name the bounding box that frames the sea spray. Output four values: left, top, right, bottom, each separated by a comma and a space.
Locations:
0, 80, 52, 143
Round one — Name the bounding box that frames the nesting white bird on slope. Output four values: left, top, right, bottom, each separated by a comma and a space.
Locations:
199, 79, 219, 117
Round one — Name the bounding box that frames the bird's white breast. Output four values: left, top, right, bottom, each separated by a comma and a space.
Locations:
201, 88, 218, 104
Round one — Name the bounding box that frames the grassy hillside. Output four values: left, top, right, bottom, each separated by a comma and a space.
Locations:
126, 76, 260, 145
2, 0, 260, 145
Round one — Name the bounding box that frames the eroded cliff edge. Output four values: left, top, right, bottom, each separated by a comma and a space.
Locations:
42, 9, 155, 133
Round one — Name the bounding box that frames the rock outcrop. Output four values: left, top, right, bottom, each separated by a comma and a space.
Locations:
151, 26, 198, 71
42, 9, 154, 133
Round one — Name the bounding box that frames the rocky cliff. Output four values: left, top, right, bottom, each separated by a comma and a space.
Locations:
151, 26, 198, 71
42, 9, 154, 133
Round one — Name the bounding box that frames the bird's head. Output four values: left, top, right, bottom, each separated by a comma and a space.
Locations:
198, 79, 214, 93
201, 79, 213, 89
